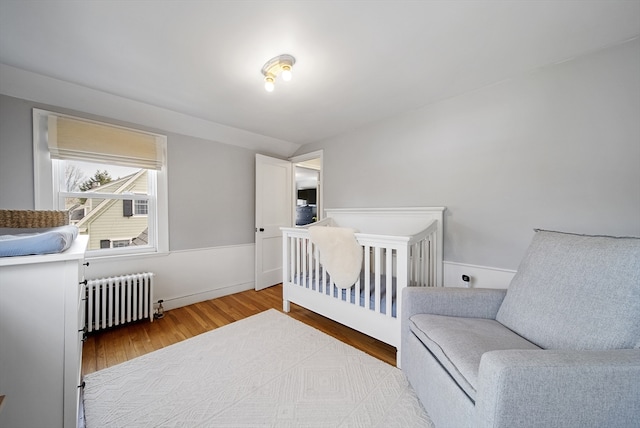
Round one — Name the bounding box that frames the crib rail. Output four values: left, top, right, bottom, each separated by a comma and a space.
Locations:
282, 218, 439, 290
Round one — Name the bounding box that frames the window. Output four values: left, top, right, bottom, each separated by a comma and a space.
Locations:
134, 199, 149, 216
33, 109, 168, 256
123, 197, 147, 217
112, 239, 132, 248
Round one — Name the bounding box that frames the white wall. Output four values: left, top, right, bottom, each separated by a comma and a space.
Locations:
0, 93, 259, 305
298, 38, 640, 286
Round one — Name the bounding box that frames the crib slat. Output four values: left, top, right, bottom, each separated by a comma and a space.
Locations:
409, 243, 414, 286
307, 238, 313, 289
294, 237, 300, 285
321, 260, 327, 295
355, 246, 362, 306
424, 241, 428, 285
300, 237, 304, 288
289, 236, 295, 285
418, 242, 424, 286
429, 237, 435, 287
317, 247, 322, 294
386, 247, 393, 317
302, 238, 307, 288
411, 242, 422, 286
421, 241, 424, 286
426, 239, 431, 286
418, 239, 429, 287
311, 241, 320, 291
374, 246, 381, 313
364, 245, 371, 309
422, 238, 428, 286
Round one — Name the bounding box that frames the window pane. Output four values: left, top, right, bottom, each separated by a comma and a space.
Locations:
134, 199, 149, 215
67, 197, 149, 250
112, 239, 131, 248
63, 160, 151, 252
62, 159, 141, 192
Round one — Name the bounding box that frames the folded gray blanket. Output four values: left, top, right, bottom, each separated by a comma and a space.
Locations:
0, 225, 79, 257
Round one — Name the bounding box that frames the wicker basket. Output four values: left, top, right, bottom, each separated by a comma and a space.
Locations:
0, 210, 69, 228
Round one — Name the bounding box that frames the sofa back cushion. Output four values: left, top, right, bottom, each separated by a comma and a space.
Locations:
496, 230, 640, 350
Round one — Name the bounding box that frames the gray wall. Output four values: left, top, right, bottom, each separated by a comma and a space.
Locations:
0, 95, 34, 208
298, 39, 640, 270
167, 132, 255, 249
0, 94, 256, 250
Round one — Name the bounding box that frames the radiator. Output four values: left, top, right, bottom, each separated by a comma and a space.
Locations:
85, 272, 154, 332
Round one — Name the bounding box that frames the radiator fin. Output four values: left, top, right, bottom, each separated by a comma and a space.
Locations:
85, 272, 154, 332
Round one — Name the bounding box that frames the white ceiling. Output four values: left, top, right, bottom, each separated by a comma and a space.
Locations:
1, 1, 638, 147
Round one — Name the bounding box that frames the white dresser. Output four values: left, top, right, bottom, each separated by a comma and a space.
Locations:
0, 235, 88, 428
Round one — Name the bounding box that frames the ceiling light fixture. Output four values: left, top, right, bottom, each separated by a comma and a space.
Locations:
261, 54, 296, 92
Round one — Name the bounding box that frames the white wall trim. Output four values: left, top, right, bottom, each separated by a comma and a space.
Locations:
444, 261, 516, 289
168, 242, 252, 254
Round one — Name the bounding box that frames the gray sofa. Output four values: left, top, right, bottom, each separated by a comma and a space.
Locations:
401, 230, 640, 428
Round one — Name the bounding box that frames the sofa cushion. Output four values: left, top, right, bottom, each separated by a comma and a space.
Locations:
408, 314, 540, 401
496, 230, 640, 350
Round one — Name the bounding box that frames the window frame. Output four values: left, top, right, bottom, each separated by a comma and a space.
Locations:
33, 108, 169, 258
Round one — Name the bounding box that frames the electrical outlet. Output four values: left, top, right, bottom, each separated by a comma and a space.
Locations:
462, 274, 473, 288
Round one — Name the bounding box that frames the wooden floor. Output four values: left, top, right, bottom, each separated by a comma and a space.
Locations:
82, 284, 396, 376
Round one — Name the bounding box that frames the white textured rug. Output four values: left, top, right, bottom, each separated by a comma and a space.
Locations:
84, 309, 432, 428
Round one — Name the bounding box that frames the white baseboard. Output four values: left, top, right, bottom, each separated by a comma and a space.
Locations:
162, 281, 254, 311
443, 261, 516, 289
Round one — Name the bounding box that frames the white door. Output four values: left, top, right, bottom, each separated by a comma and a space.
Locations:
255, 154, 292, 290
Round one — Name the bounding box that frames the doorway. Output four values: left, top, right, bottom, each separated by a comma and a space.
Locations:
254, 150, 323, 291
291, 151, 322, 226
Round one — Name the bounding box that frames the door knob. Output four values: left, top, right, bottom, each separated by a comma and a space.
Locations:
259, 228, 265, 232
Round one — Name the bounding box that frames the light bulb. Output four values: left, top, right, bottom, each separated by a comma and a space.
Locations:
281, 65, 292, 82
264, 76, 275, 92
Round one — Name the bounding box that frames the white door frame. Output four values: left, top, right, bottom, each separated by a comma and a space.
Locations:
254, 150, 323, 291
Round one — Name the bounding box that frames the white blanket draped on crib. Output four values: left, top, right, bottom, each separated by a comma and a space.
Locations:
308, 226, 362, 289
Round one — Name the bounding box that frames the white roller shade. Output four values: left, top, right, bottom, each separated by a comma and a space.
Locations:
47, 115, 166, 170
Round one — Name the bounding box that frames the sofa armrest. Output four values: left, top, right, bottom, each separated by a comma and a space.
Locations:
402, 287, 507, 321
401, 287, 507, 362
475, 349, 640, 428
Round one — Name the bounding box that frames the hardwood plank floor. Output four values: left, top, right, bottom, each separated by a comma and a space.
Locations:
82, 284, 396, 376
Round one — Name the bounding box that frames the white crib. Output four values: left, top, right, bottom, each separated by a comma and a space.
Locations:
281, 207, 445, 365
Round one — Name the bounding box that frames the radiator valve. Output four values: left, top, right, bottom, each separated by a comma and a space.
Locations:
154, 299, 164, 319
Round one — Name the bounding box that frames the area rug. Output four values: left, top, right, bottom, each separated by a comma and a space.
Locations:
83, 309, 433, 427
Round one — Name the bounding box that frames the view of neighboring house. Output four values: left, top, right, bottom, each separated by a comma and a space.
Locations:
69, 170, 149, 250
